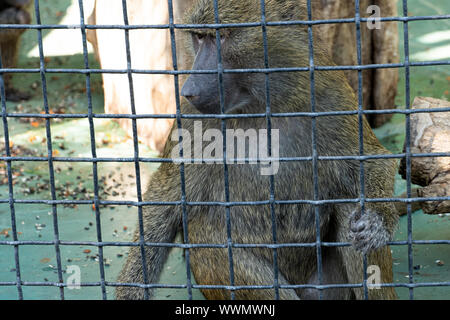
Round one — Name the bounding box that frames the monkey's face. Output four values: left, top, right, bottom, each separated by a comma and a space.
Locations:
181, 32, 255, 114
181, 0, 310, 114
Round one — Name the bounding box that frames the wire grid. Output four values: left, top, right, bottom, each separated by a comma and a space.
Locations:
0, 0, 449, 300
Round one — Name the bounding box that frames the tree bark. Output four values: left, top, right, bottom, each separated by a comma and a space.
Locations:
398, 97, 450, 215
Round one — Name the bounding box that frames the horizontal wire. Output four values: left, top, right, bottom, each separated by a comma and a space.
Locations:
1, 59, 450, 75
0, 13, 449, 30
0, 280, 448, 290
0, 239, 449, 247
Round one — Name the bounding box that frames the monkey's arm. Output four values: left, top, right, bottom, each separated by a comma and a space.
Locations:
349, 158, 399, 253
115, 163, 182, 300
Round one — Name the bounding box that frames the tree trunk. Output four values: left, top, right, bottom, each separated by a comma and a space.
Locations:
87, 0, 192, 154
312, 0, 400, 128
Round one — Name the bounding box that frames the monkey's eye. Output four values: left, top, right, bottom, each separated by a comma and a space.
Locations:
192, 33, 206, 52
194, 33, 205, 44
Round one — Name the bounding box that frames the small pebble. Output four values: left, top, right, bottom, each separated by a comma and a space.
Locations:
35, 223, 46, 230
435, 260, 444, 266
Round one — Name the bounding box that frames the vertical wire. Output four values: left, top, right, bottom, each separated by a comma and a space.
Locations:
402, 0, 414, 300
120, 0, 150, 300
77, 0, 107, 299
354, 0, 369, 299
33, 0, 64, 300
0, 31, 23, 301
167, 0, 193, 299
212, 0, 236, 300
306, 0, 324, 300
259, 0, 280, 300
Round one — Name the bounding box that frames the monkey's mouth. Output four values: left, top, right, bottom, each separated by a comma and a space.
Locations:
224, 97, 253, 114
223, 87, 254, 114
184, 93, 253, 115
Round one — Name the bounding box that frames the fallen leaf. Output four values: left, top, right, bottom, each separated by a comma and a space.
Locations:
31, 121, 39, 128
40, 258, 51, 263
0, 228, 11, 236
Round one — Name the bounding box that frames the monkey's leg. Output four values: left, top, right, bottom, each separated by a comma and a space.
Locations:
348, 158, 399, 253
335, 204, 397, 300
345, 158, 398, 299
191, 248, 300, 300
300, 247, 354, 300
115, 205, 181, 300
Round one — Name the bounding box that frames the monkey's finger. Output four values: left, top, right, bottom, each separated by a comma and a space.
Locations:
350, 221, 366, 233
351, 209, 362, 220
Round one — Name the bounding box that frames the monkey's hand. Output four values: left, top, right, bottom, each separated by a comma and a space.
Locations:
349, 209, 391, 253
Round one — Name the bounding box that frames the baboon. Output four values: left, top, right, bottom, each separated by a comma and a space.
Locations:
116, 0, 398, 300
0, 0, 31, 101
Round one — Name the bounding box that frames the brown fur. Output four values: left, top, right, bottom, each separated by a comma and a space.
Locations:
116, 0, 398, 300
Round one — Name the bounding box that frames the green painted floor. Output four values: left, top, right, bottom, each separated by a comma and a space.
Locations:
0, 0, 449, 300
